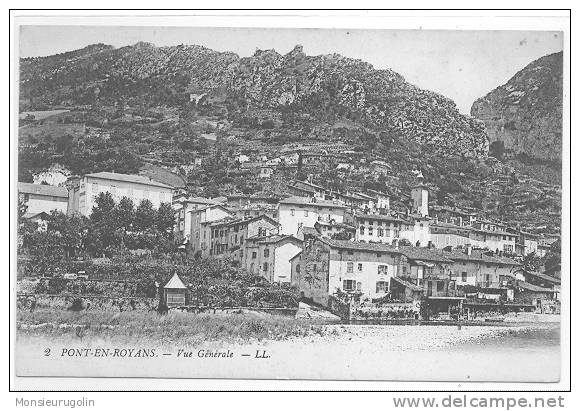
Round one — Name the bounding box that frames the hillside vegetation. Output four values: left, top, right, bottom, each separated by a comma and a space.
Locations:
18, 43, 562, 236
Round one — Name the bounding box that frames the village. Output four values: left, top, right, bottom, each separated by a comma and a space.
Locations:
17, 164, 561, 322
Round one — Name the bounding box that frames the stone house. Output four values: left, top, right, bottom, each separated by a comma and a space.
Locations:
242, 234, 303, 283
208, 215, 279, 261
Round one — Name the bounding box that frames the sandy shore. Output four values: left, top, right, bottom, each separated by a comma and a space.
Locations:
15, 322, 560, 382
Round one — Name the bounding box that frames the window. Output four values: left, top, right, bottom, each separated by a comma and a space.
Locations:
347, 262, 353, 273
291, 209, 295, 216
304, 210, 309, 217
250, 263, 255, 272
378, 228, 384, 237
357, 263, 363, 271
343, 279, 356, 291
296, 264, 301, 274
252, 252, 257, 259
264, 249, 270, 258
360, 226, 365, 235
485, 274, 491, 287
378, 265, 388, 275
263, 262, 269, 272
385, 229, 391, 237
368, 227, 373, 236
461, 272, 467, 282
166, 291, 185, 306
436, 281, 444, 292
503, 244, 513, 253
376, 281, 388, 293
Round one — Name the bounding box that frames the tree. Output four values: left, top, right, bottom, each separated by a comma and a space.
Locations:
115, 197, 135, 233
23, 230, 66, 276
134, 199, 156, 232
91, 192, 116, 226
90, 192, 121, 254
48, 211, 91, 258
155, 202, 174, 237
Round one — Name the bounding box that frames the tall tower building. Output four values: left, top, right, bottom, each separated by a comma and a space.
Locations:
411, 184, 429, 217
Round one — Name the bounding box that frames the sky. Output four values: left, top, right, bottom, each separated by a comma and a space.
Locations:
19, 26, 563, 114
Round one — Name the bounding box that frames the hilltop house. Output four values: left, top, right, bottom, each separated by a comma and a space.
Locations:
469, 221, 518, 254
18, 182, 69, 217
67, 172, 173, 216
277, 196, 347, 236
429, 221, 472, 249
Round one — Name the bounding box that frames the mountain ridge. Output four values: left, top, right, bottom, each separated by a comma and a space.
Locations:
471, 51, 563, 162
20, 42, 489, 158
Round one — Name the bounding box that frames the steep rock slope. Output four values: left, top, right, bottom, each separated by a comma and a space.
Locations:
20, 43, 488, 157
471, 51, 563, 162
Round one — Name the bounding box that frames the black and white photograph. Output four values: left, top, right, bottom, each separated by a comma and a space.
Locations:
9, 10, 570, 391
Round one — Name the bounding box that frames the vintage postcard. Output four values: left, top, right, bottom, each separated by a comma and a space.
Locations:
11, 11, 569, 385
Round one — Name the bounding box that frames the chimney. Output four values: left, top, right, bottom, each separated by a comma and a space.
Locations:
466, 243, 472, 256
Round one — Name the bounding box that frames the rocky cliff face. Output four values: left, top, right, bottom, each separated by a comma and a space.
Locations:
471, 52, 562, 162
20, 43, 488, 157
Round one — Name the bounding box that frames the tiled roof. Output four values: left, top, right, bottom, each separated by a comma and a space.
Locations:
354, 212, 407, 224
183, 196, 223, 205
399, 247, 453, 263
471, 227, 517, 237
209, 214, 279, 228
258, 234, 303, 245
164, 273, 187, 289
18, 182, 68, 198
516, 281, 554, 293
320, 238, 400, 254
86, 172, 173, 189
522, 270, 561, 285
430, 221, 470, 229
279, 196, 347, 208
445, 250, 520, 266
391, 277, 423, 292
301, 226, 320, 236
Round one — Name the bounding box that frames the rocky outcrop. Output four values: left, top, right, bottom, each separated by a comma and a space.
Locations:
20, 42, 489, 157
471, 52, 562, 162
